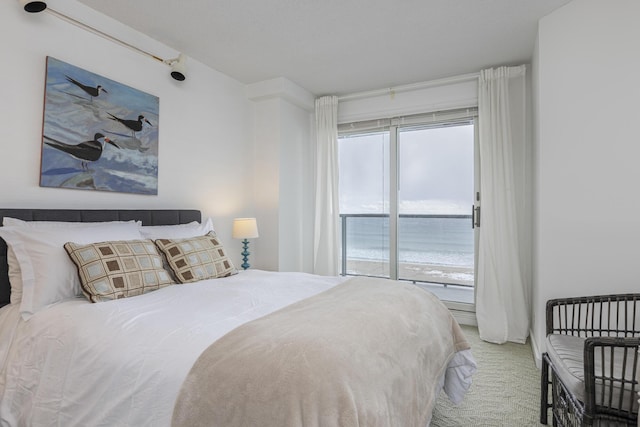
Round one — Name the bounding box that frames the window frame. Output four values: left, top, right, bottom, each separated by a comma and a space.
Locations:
337, 108, 479, 310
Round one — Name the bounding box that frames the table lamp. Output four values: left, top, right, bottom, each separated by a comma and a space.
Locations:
232, 218, 259, 270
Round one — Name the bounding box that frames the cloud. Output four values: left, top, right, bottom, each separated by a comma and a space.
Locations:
339, 199, 470, 215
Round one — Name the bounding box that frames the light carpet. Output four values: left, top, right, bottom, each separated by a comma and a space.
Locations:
431, 325, 544, 426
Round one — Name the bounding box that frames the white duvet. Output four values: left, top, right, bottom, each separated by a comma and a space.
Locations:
0, 270, 474, 427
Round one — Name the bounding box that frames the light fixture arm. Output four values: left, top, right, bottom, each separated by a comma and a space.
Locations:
19, 1, 187, 81
163, 57, 182, 66
45, 8, 165, 64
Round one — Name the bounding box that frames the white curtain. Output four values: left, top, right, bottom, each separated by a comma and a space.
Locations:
313, 96, 339, 276
476, 65, 530, 344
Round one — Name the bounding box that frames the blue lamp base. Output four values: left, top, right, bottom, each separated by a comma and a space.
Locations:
240, 239, 251, 270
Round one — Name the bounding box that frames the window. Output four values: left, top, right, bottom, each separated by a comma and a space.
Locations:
338, 108, 478, 306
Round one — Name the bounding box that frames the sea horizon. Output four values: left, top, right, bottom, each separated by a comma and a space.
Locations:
341, 215, 474, 286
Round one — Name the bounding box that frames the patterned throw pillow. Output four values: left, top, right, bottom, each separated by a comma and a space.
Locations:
154, 232, 237, 283
64, 240, 175, 303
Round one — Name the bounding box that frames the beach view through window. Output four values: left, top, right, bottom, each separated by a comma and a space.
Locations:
338, 121, 476, 304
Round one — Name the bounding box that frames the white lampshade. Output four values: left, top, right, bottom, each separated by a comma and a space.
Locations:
232, 218, 259, 239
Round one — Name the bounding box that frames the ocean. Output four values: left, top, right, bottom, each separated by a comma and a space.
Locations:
342, 216, 474, 268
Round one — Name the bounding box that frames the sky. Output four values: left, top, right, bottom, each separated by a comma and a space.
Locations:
338, 124, 474, 215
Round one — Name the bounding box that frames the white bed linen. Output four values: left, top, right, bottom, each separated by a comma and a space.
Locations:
0, 270, 474, 427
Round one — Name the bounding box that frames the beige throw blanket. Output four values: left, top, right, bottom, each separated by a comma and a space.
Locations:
172, 277, 470, 427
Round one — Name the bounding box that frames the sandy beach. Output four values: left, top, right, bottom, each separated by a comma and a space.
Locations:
345, 259, 474, 287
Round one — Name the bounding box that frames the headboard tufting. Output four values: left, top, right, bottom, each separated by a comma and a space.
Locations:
0, 209, 202, 308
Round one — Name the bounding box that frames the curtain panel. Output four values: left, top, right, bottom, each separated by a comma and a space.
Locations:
476, 65, 530, 344
313, 96, 339, 276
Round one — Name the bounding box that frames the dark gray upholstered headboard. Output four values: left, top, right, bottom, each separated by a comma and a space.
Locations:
0, 209, 201, 308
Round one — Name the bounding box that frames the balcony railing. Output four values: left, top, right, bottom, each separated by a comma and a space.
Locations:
339, 213, 474, 287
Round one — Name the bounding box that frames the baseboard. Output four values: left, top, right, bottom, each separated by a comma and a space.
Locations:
452, 313, 541, 371
448, 310, 543, 367
530, 327, 542, 369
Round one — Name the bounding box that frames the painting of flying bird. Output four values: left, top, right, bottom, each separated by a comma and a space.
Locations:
40, 56, 159, 195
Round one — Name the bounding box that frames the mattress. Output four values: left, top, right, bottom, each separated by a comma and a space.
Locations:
0, 270, 475, 426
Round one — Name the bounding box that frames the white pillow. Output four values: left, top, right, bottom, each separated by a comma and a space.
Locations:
139, 217, 213, 239
0, 223, 142, 319
1, 219, 140, 306
6, 246, 22, 305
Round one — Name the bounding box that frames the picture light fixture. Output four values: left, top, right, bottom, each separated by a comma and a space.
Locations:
18, 0, 188, 81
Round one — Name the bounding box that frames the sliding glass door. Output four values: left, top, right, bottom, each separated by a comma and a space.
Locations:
338, 110, 477, 305
338, 131, 390, 278
397, 124, 475, 304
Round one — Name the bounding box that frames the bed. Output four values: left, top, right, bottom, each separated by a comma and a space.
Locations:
0, 208, 476, 427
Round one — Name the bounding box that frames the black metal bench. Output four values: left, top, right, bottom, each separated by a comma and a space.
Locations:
540, 294, 640, 426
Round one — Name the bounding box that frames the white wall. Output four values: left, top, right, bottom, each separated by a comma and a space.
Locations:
532, 0, 640, 361
249, 97, 281, 270
247, 78, 315, 272
278, 100, 315, 272
0, 0, 254, 261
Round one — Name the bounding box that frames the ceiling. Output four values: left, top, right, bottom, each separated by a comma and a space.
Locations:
76, 0, 572, 96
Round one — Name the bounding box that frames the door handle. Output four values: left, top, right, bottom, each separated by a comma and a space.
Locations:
472, 205, 480, 228
472, 205, 475, 229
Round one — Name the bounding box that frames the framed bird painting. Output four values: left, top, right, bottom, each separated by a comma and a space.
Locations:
39, 56, 159, 195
